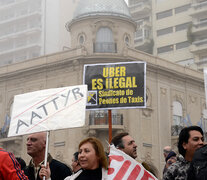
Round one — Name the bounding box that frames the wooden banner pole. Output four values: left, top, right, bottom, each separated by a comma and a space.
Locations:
108, 109, 112, 144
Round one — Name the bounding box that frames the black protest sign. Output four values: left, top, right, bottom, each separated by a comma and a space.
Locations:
83, 62, 146, 110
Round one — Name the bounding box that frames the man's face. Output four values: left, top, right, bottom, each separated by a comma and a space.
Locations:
26, 132, 46, 157
183, 130, 204, 159
121, 135, 137, 159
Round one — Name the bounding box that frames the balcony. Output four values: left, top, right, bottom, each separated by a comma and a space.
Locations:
0, 0, 27, 10
129, 2, 151, 18
191, 19, 207, 36
190, 38, 207, 53
196, 58, 207, 70
134, 28, 153, 54
0, 11, 42, 26
0, 43, 41, 57
93, 42, 117, 53
88, 113, 124, 131
189, 0, 207, 17
136, 20, 151, 29
0, 26, 41, 41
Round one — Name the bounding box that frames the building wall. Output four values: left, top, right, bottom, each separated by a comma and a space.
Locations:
129, 0, 207, 69
0, 1, 206, 178
0, 47, 205, 178
0, 0, 79, 66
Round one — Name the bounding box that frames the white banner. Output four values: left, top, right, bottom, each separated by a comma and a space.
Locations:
8, 85, 87, 137
108, 145, 157, 180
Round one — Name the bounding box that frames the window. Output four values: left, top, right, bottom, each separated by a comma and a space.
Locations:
125, 35, 130, 45
94, 27, 116, 53
176, 41, 190, 50
175, 22, 191, 31
156, 9, 172, 20
79, 35, 84, 44
15, 53, 27, 62
157, 44, 173, 54
175, 4, 191, 14
78, 34, 85, 45
15, 38, 27, 47
157, 27, 173, 36
172, 101, 183, 136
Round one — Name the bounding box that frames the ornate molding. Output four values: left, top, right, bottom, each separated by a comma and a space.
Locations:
160, 87, 167, 96
55, 151, 63, 161
142, 108, 153, 117
88, 129, 97, 137
189, 95, 197, 104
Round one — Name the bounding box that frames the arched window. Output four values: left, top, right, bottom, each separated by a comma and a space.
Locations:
79, 35, 84, 44
125, 36, 129, 45
171, 101, 183, 136
94, 27, 116, 53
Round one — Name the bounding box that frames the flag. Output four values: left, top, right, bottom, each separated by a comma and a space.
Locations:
1, 114, 10, 133
183, 114, 192, 127
197, 117, 203, 130
108, 145, 158, 180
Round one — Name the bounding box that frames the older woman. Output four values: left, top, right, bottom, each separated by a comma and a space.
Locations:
64, 137, 108, 180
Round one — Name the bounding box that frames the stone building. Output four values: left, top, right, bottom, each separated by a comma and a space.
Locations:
0, 0, 205, 178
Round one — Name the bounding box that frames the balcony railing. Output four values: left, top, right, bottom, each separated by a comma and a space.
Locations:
171, 125, 184, 136
89, 113, 123, 126
193, 19, 207, 29
193, 38, 207, 46
129, 2, 151, 13
192, 0, 207, 10
93, 42, 117, 53
0, 128, 9, 139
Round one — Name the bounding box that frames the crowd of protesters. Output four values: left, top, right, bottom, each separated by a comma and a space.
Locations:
0, 125, 206, 180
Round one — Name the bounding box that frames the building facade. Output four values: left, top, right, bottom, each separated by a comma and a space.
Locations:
0, 0, 206, 178
128, 0, 207, 70
0, 0, 79, 66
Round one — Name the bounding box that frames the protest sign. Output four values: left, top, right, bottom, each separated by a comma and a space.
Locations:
108, 145, 157, 180
83, 62, 146, 110
8, 85, 87, 137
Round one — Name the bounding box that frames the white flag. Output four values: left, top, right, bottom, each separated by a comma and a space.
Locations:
108, 145, 158, 180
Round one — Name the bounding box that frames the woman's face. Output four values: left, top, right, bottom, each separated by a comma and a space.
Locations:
78, 142, 99, 170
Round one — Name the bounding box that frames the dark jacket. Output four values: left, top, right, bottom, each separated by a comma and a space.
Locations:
24, 153, 72, 180
187, 145, 207, 180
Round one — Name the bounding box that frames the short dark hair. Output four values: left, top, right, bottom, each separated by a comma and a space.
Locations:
111, 132, 129, 149
73, 152, 79, 162
178, 126, 203, 157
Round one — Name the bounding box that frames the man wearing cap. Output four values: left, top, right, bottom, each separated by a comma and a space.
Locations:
163, 151, 177, 174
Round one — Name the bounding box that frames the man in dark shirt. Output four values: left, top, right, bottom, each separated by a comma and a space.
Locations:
24, 132, 72, 180
163, 126, 204, 180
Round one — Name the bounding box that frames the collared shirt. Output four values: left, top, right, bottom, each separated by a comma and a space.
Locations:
30, 159, 44, 180
163, 155, 190, 180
